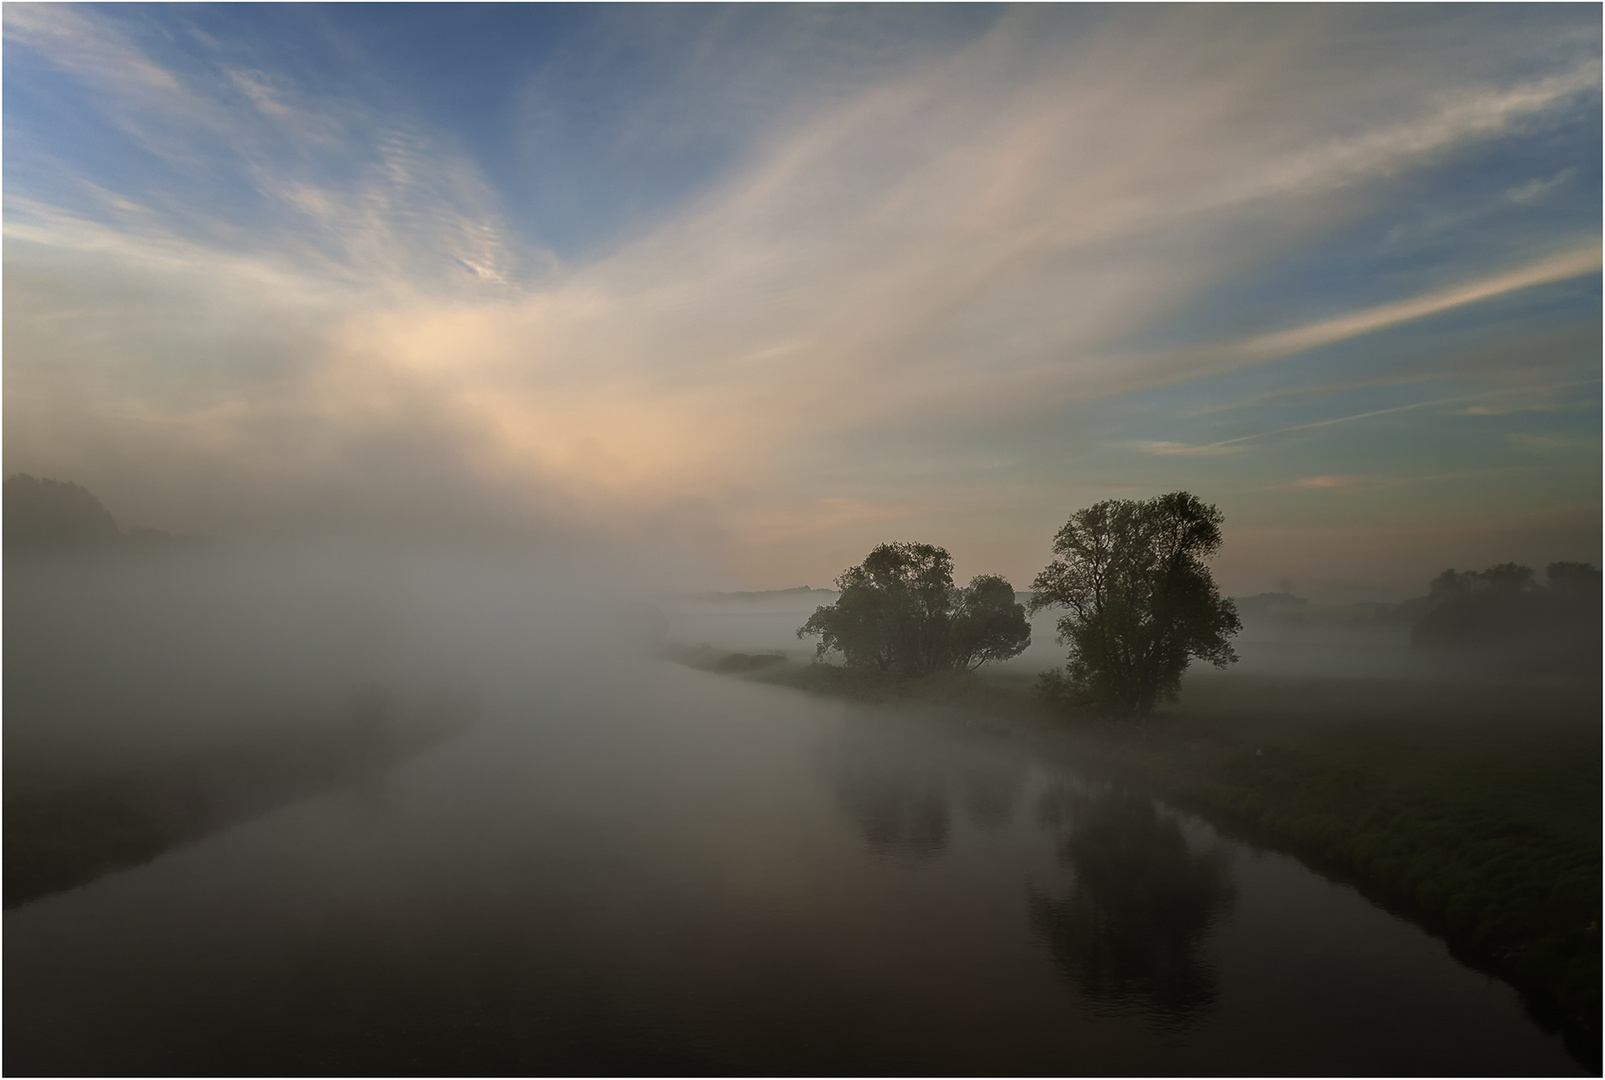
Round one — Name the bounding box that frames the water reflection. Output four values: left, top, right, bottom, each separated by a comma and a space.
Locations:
820, 723, 1034, 857
1031, 784, 1234, 1024
959, 761, 1026, 831
4, 669, 1583, 1076
822, 729, 952, 858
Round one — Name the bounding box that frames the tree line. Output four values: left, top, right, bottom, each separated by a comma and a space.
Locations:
799, 491, 1241, 718
1412, 559, 1601, 673
800, 488, 1602, 715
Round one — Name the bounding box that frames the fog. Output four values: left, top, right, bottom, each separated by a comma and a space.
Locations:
7, 543, 617, 766
652, 582, 1594, 687
10, 540, 1586, 803
5, 528, 1594, 1073
5, 3, 1598, 1070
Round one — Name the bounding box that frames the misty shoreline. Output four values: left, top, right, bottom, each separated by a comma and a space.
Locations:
664, 645, 1601, 1068
5, 687, 482, 910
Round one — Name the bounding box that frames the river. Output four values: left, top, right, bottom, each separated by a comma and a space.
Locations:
4, 658, 1582, 1075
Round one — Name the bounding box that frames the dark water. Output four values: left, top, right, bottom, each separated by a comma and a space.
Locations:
4, 662, 1582, 1075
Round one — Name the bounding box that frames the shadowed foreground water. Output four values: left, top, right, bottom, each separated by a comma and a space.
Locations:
4, 661, 1583, 1075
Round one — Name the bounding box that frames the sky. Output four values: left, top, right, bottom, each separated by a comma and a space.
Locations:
4, 4, 1600, 600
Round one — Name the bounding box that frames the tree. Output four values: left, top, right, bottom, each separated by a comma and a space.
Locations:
951, 573, 1034, 670
798, 542, 1030, 676
1030, 492, 1239, 717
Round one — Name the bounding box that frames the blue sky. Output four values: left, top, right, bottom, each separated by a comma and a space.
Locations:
4, 4, 1599, 597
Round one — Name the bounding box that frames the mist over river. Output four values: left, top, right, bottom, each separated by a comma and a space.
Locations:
7, 5, 1600, 1073
3, 571, 1581, 1074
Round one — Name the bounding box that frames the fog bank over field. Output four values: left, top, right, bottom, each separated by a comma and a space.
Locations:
652, 573, 1599, 688
6, 468, 1593, 803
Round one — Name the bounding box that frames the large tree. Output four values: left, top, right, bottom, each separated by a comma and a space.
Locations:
1030, 492, 1239, 717
799, 542, 1030, 676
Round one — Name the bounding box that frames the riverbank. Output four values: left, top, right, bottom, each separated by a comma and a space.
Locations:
668, 647, 1601, 1067
4, 687, 481, 908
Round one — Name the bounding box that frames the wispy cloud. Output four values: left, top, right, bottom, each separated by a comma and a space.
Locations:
1125, 440, 1247, 458
1189, 373, 1448, 418
1225, 247, 1600, 363
5, 5, 524, 294
1293, 475, 1365, 489
1130, 399, 1464, 456
1116, 246, 1602, 396
1508, 168, 1577, 206
4, 4, 1599, 584
1507, 433, 1600, 455
4, 4, 185, 101
1125, 384, 1595, 457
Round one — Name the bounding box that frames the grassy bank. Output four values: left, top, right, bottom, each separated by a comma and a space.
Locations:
4, 687, 481, 908
674, 648, 1601, 1064
1051, 675, 1600, 1062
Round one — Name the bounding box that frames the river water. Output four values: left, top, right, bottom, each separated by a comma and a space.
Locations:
4, 659, 1582, 1075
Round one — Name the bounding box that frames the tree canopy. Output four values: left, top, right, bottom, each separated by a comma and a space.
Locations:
798, 542, 1030, 676
951, 573, 1034, 670
1030, 492, 1239, 717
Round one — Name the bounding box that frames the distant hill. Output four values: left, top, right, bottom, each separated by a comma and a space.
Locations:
4, 475, 122, 551
684, 586, 839, 603
4, 474, 211, 555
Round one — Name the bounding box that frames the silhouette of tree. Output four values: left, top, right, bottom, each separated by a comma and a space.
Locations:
951, 574, 1033, 671
1030, 492, 1239, 717
1413, 560, 1600, 672
1428, 562, 1535, 600
1416, 562, 1540, 650
1546, 561, 1602, 595
798, 542, 1029, 675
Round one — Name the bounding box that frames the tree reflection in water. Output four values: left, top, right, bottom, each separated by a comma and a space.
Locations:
1030, 784, 1234, 1024
822, 729, 951, 858
820, 723, 1035, 858
960, 761, 1026, 831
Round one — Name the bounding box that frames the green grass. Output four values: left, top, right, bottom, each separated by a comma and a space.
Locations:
694, 653, 1601, 1054
1073, 676, 1601, 1043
